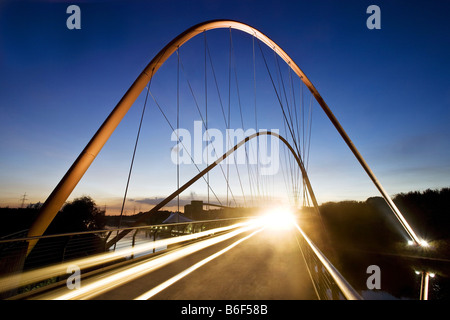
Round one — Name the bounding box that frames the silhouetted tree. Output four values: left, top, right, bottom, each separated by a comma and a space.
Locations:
47, 196, 106, 234
319, 197, 406, 252
26, 202, 43, 210
394, 188, 450, 240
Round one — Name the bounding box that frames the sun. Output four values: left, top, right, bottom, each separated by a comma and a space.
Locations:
257, 207, 296, 230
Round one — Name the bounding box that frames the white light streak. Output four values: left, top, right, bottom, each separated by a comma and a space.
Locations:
46, 224, 257, 300
134, 227, 264, 300
0, 221, 252, 295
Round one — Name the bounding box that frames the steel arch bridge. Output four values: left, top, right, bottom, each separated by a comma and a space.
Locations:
27, 19, 423, 250
0, 19, 435, 301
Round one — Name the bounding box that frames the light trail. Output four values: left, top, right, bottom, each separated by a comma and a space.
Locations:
10, 212, 360, 300
0, 220, 253, 295
44, 223, 258, 300
134, 227, 264, 300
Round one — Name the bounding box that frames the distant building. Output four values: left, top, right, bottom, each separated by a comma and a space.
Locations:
184, 200, 204, 220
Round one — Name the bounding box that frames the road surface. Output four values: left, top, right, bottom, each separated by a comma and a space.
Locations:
32, 225, 318, 300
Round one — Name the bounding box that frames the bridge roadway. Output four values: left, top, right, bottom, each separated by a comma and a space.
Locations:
34, 225, 318, 300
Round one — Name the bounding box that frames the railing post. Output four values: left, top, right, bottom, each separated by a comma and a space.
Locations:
103, 231, 112, 252
61, 235, 72, 262
153, 230, 158, 253
130, 230, 139, 259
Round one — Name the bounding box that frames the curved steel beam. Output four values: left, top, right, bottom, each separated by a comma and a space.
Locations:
105, 130, 318, 249
28, 19, 421, 254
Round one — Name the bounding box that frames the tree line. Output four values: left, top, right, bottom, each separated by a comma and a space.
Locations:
1, 188, 448, 245
315, 187, 450, 254
0, 196, 106, 237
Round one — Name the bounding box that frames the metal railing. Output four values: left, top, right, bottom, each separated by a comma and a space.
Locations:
0, 217, 250, 298
294, 223, 362, 300
0, 216, 362, 300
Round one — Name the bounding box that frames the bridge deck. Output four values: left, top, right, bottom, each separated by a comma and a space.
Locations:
88, 227, 317, 300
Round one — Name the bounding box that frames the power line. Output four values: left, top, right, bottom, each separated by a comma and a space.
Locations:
20, 192, 28, 208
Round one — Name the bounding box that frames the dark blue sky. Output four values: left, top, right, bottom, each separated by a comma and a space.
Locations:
1, 0, 449, 212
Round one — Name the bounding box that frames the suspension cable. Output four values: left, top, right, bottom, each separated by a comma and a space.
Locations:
114, 67, 154, 250
257, 41, 301, 160
204, 32, 237, 206
227, 27, 231, 206
148, 91, 223, 206
229, 28, 250, 208
177, 46, 180, 219
177, 42, 236, 207
204, 31, 209, 211
252, 34, 261, 203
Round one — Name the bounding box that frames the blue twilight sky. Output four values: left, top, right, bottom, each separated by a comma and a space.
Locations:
0, 0, 449, 214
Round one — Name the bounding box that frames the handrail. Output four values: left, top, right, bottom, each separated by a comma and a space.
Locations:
295, 223, 362, 300
0, 229, 28, 240
0, 217, 253, 298
0, 217, 252, 245
1, 215, 362, 300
